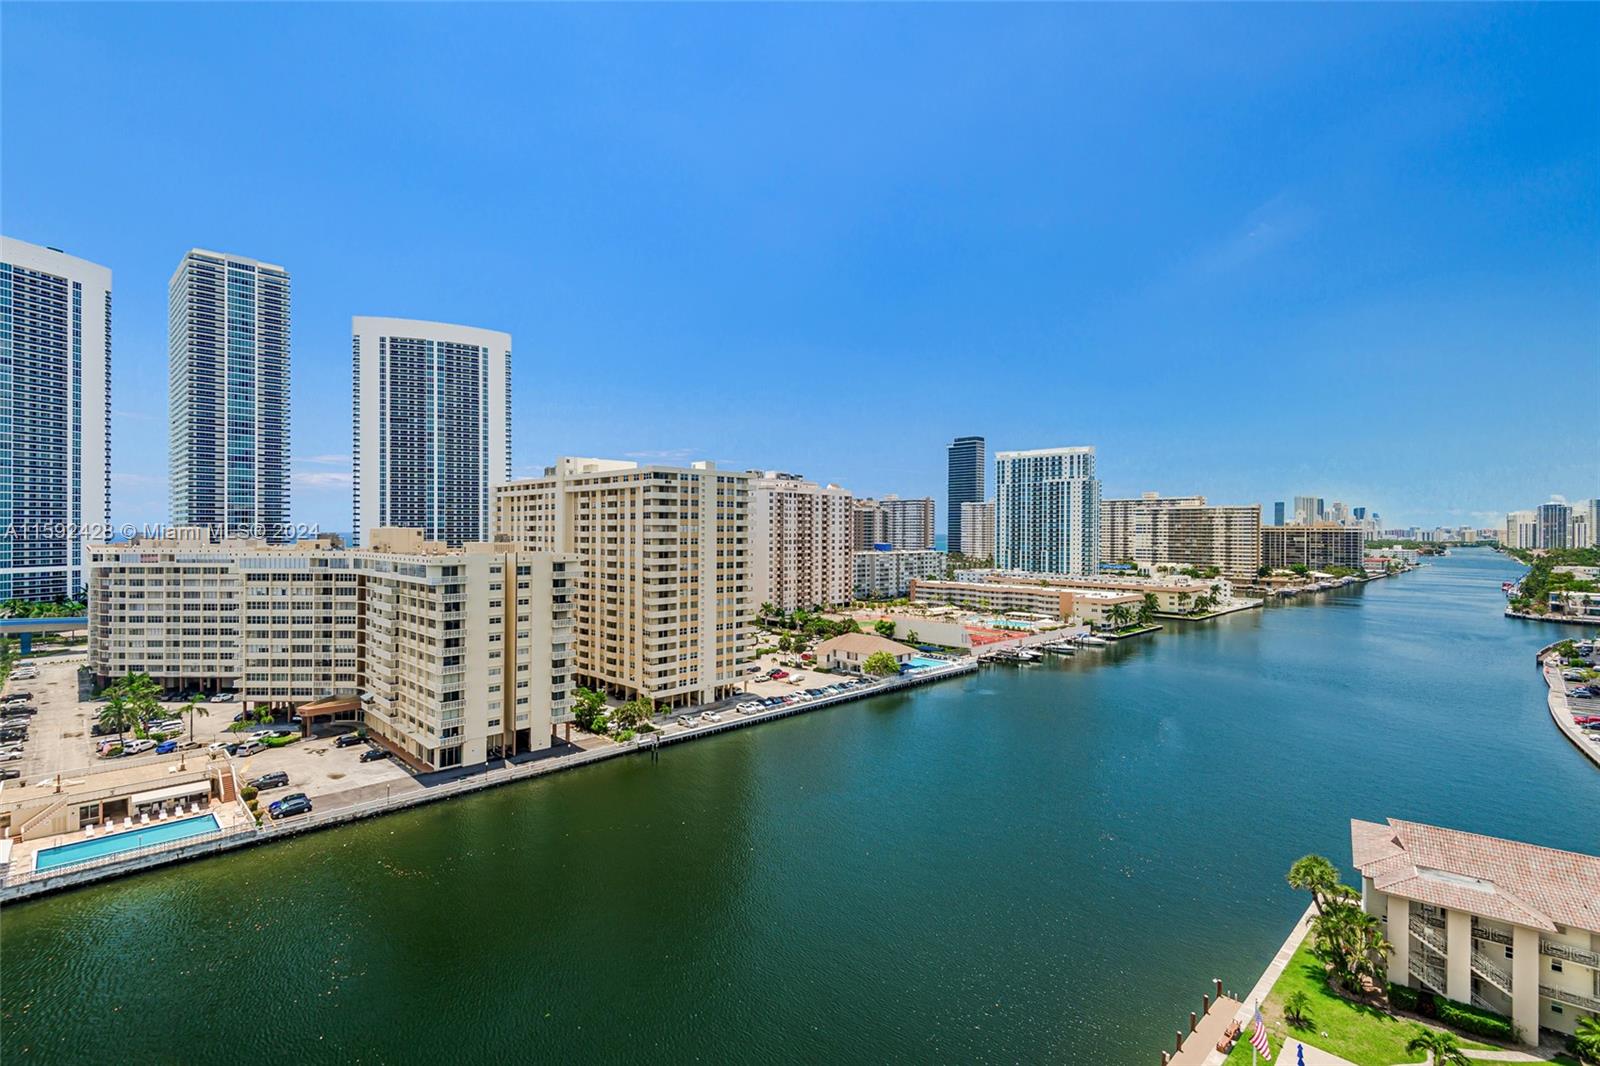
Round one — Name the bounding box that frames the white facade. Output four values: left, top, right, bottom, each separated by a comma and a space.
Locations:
495, 457, 751, 709
748, 472, 853, 613
1100, 493, 1262, 580
958, 500, 995, 560
994, 447, 1100, 576
0, 237, 111, 600
351, 317, 510, 547
87, 527, 574, 770
853, 548, 946, 599
1504, 510, 1538, 550
169, 249, 291, 541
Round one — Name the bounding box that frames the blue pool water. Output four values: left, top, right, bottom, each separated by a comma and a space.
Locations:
34, 814, 222, 872
903, 656, 947, 670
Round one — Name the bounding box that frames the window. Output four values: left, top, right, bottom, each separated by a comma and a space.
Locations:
1504, 946, 1513, 960
1551, 960, 1563, 973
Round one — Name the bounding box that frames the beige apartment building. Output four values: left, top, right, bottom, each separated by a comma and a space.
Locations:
852, 495, 935, 550
1260, 524, 1364, 572
87, 527, 575, 770
1354, 817, 1600, 1043
952, 568, 1234, 614
748, 472, 853, 614
959, 500, 996, 561
1101, 493, 1262, 580
494, 457, 751, 709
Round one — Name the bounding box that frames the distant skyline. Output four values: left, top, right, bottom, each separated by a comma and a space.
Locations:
3, 4, 1595, 532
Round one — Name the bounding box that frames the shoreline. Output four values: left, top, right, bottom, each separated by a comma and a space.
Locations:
1198, 902, 1318, 1066
0, 659, 978, 905
1537, 647, 1600, 771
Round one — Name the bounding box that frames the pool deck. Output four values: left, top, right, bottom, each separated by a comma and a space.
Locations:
6, 800, 246, 878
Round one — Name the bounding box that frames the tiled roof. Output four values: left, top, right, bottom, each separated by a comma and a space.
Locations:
1350, 818, 1600, 933
815, 633, 917, 657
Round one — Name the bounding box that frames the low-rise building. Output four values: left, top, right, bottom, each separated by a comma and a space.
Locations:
950, 568, 1234, 614
88, 527, 575, 770
1260, 524, 1364, 572
815, 632, 918, 674
1, 758, 238, 842
853, 549, 946, 599
1549, 590, 1600, 620
1353, 817, 1600, 1043
907, 578, 1140, 626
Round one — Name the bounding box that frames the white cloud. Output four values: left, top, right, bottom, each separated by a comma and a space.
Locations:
294, 471, 353, 489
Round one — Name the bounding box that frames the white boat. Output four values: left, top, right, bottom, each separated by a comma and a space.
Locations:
1077, 635, 1108, 646
1015, 649, 1041, 662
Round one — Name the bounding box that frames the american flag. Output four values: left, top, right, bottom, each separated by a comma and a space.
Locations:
1250, 1005, 1272, 1059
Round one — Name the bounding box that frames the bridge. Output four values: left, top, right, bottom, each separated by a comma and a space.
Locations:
0, 617, 88, 656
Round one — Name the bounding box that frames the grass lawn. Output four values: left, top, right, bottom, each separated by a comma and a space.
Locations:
1222, 939, 1496, 1065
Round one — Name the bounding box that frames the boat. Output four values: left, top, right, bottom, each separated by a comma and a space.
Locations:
1015, 649, 1041, 662
1077, 635, 1108, 647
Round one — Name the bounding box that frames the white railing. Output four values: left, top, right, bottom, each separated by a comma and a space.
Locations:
1471, 949, 1513, 996
1409, 914, 1449, 958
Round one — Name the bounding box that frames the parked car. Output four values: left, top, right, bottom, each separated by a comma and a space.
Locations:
232, 711, 251, 723
155, 740, 178, 755
676, 714, 699, 727
334, 733, 363, 748
702, 711, 723, 723
210, 691, 236, 703
359, 748, 389, 763
235, 740, 265, 757
0, 768, 19, 780
250, 770, 289, 791
1572, 690, 1595, 699
3, 691, 33, 701
0, 750, 23, 762
269, 794, 312, 819
124, 739, 156, 755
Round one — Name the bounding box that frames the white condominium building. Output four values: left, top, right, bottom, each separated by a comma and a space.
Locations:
748, 472, 853, 613
853, 495, 935, 551
495, 457, 751, 709
959, 500, 995, 560
1504, 510, 1538, 550
169, 249, 291, 542
1354, 817, 1600, 1044
994, 446, 1101, 576
1260, 524, 1364, 572
87, 527, 575, 770
853, 548, 946, 599
1100, 493, 1262, 581
0, 237, 111, 601
351, 317, 510, 547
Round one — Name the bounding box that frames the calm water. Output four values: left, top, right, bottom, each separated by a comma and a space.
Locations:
3, 551, 1596, 1064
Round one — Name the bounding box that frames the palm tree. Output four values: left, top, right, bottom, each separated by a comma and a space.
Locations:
1574, 1014, 1600, 1063
178, 695, 209, 770
1286, 854, 1339, 914
97, 697, 133, 750
1283, 989, 1311, 1027
1405, 1027, 1470, 1066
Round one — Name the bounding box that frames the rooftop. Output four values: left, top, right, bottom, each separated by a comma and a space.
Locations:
1351, 817, 1600, 933
815, 633, 918, 657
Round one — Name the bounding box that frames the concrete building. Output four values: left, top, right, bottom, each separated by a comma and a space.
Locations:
1292, 496, 1324, 525
1575, 500, 1600, 550
959, 500, 996, 561
748, 471, 852, 613
907, 578, 1141, 626
1537, 502, 1571, 551
946, 435, 985, 553
1505, 511, 1539, 551
852, 548, 946, 599
1260, 524, 1364, 572
849, 495, 935, 552
994, 446, 1100, 576
0, 238, 112, 601
168, 250, 291, 542
1549, 590, 1600, 620
949, 568, 1233, 614
351, 317, 510, 547
816, 631, 918, 674
1099, 493, 1262, 581
87, 527, 575, 770
1273, 501, 1285, 527
1354, 817, 1600, 1044
494, 457, 751, 709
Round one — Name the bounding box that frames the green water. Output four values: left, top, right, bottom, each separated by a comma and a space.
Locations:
3, 551, 1595, 1063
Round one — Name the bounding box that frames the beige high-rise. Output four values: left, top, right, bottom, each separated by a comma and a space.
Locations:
1100, 493, 1262, 580
87, 527, 575, 770
748, 472, 853, 613
495, 457, 751, 709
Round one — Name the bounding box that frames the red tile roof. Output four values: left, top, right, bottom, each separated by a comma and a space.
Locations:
1351, 818, 1600, 933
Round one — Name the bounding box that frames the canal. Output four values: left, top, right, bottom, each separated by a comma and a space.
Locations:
2, 550, 1595, 1063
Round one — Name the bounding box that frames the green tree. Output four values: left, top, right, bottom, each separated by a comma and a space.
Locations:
1139, 593, 1159, 625
97, 696, 135, 749
777, 634, 793, 653
1404, 1028, 1469, 1066
1257, 565, 1271, 578
101, 672, 162, 739
1286, 854, 1340, 915
862, 651, 902, 677
1574, 1014, 1600, 1063
178, 695, 210, 769
1310, 900, 1391, 991
904, 629, 920, 644
1107, 604, 1132, 630
1283, 989, 1311, 1027
570, 687, 609, 733
873, 618, 897, 639
611, 696, 655, 732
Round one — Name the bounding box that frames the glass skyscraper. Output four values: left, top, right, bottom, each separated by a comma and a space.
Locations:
169, 249, 291, 541
0, 238, 112, 601
351, 317, 511, 547
994, 446, 1101, 576
946, 435, 985, 552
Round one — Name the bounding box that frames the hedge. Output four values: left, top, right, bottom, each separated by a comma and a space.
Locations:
1387, 983, 1419, 1011
1434, 997, 1516, 1041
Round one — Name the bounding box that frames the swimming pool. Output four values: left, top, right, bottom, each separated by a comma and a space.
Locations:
903, 656, 947, 671
34, 813, 222, 872
982, 620, 1036, 631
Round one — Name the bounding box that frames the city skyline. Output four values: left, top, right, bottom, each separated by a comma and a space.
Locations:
3, 4, 1596, 534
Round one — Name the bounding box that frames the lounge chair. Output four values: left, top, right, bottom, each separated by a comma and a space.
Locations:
84, 824, 96, 838
139, 812, 150, 825
122, 816, 133, 829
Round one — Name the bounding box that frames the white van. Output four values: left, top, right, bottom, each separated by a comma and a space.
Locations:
235, 740, 265, 757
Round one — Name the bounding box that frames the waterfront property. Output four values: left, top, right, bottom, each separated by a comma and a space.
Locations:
994, 445, 1101, 576
0, 236, 112, 602
495, 456, 752, 709
815, 632, 919, 674
168, 248, 291, 542
906, 577, 1141, 626
1260, 524, 1365, 572
87, 526, 575, 770
351, 316, 512, 547
947, 435, 986, 553
1099, 493, 1262, 582
1354, 816, 1600, 1043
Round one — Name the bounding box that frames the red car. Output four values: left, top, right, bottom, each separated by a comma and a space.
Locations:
769, 669, 789, 680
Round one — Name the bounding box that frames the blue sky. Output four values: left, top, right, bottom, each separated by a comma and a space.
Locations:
4, 3, 1596, 532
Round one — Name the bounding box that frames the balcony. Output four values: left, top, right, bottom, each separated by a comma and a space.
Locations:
1542, 984, 1600, 1013
1541, 940, 1600, 970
